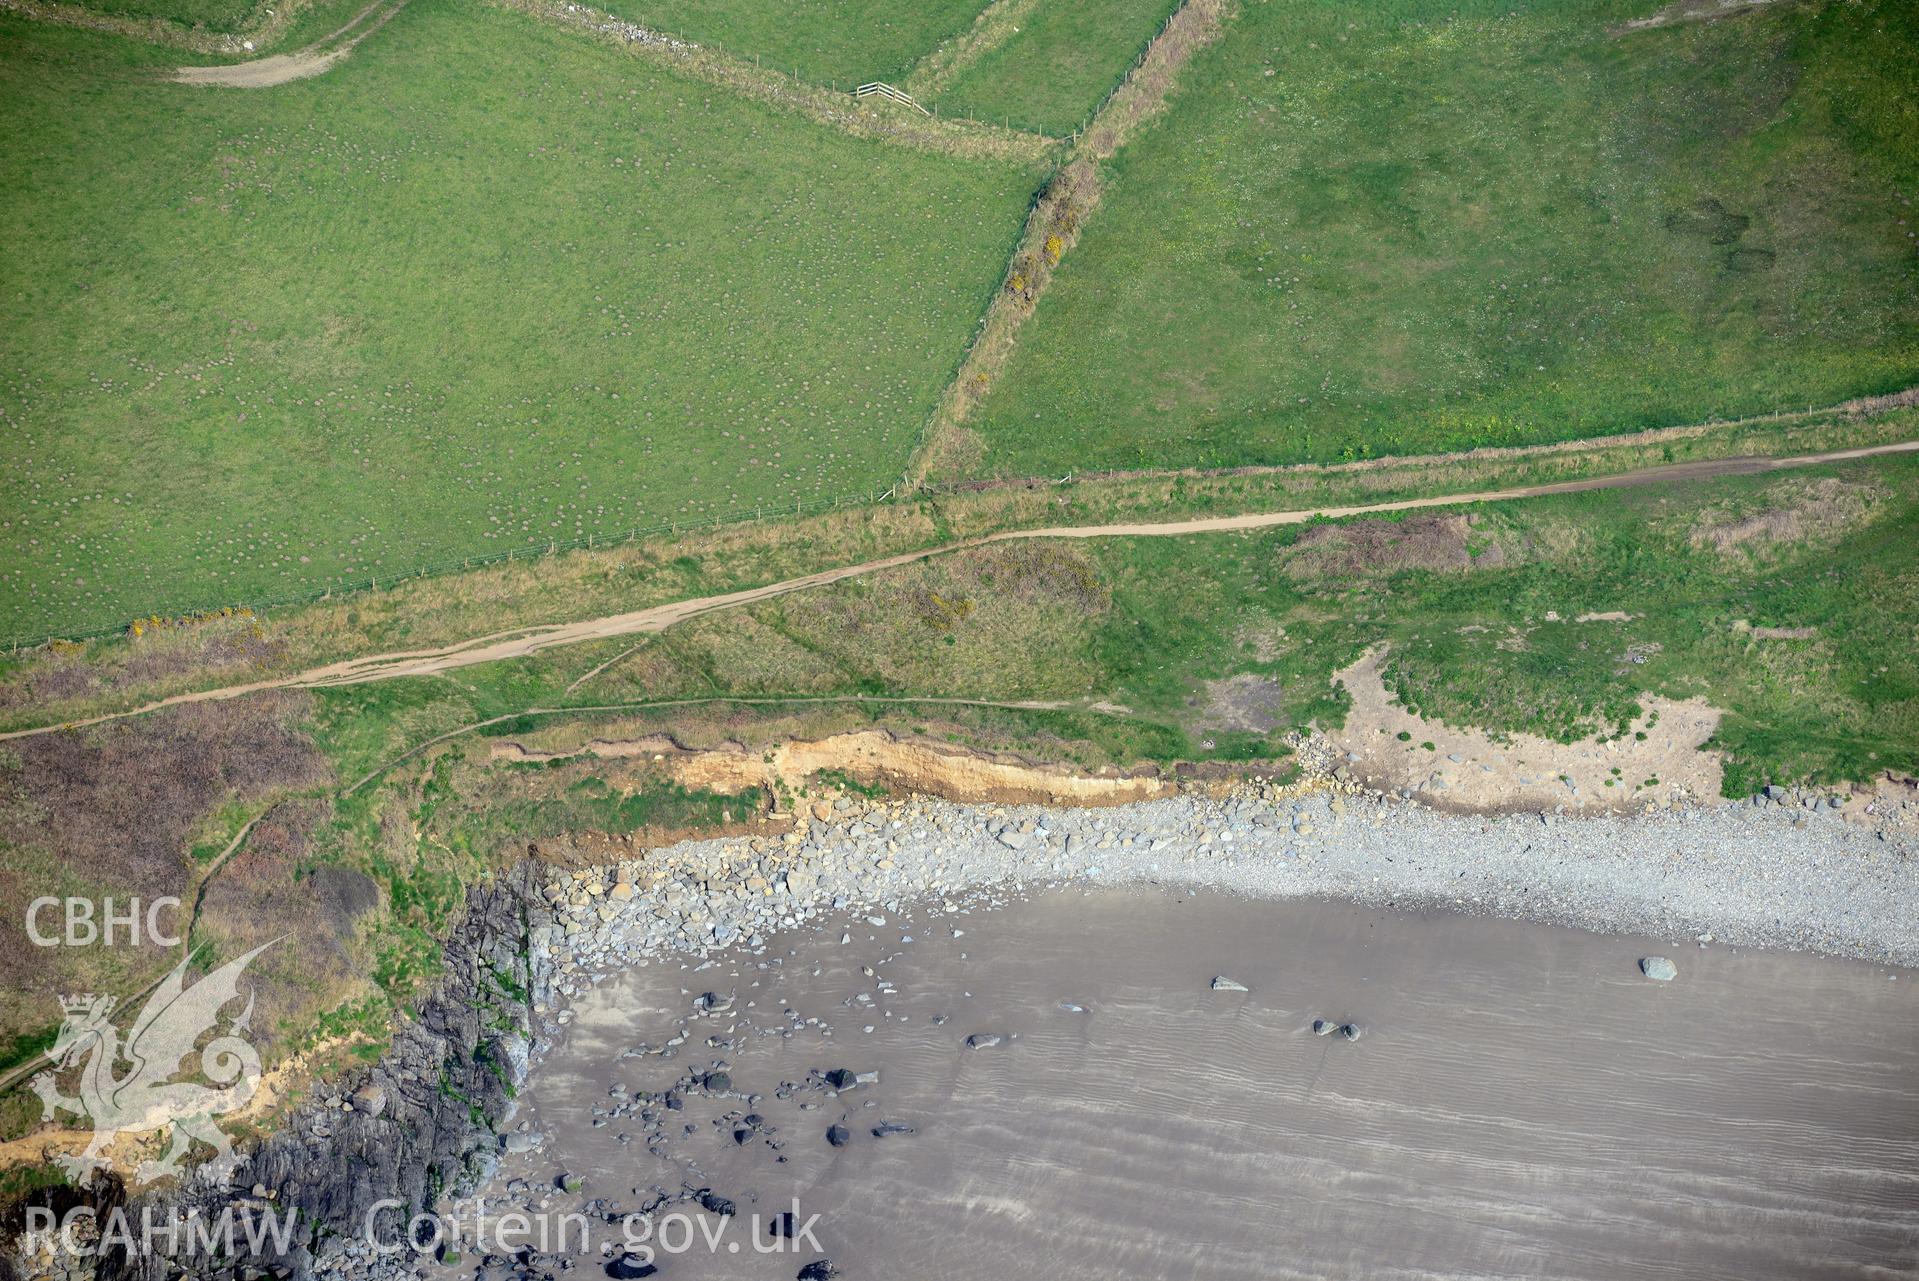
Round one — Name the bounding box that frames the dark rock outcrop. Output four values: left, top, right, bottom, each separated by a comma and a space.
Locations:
5, 865, 553, 1281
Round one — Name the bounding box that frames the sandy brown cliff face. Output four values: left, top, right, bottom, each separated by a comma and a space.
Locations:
490, 728, 1168, 808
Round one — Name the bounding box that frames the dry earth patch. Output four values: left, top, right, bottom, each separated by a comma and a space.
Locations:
1321, 648, 1723, 813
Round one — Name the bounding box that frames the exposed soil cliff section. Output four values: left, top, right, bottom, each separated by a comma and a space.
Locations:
489, 728, 1167, 807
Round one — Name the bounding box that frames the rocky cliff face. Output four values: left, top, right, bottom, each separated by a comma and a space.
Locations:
3, 866, 554, 1281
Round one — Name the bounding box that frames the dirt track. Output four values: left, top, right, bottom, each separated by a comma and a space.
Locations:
4, 438, 1914, 743
172, 0, 403, 86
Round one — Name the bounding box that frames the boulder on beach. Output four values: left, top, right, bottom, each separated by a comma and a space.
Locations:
871, 1119, 916, 1138
1640, 956, 1679, 982
822, 1068, 857, 1090
1211, 976, 1249, 992
1311, 1019, 1337, 1036
825, 1123, 851, 1147
797, 1261, 840, 1281
1338, 1023, 1363, 1042
964, 1032, 1005, 1049
606, 1253, 658, 1278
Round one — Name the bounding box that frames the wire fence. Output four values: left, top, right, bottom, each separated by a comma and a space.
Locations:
832, 0, 1183, 142
1069, 0, 1186, 144
2, 485, 903, 653
957, 1, 1187, 141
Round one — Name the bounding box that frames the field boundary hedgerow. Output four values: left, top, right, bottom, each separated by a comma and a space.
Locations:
923, 386, 1919, 495
901, 0, 1044, 101
903, 0, 1231, 486
495, 0, 1058, 163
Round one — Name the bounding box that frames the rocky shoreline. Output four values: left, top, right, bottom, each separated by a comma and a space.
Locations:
11, 779, 1916, 1281
405, 780, 1917, 1281
521, 779, 1919, 1009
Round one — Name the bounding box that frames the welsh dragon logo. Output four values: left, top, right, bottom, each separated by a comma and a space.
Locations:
31, 940, 276, 1187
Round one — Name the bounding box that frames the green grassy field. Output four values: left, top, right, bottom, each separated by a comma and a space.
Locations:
964, 0, 1919, 476
72, 0, 261, 34
592, 0, 988, 86
933, 0, 1183, 135
0, 1, 1037, 642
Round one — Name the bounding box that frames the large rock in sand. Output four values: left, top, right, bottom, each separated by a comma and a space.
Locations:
1639, 956, 1679, 982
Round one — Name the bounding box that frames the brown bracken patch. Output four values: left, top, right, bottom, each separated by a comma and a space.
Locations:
1688, 476, 1880, 557
0, 692, 326, 1055
192, 797, 363, 1048
1282, 513, 1507, 578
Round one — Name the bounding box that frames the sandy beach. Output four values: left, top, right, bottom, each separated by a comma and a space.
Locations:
364, 787, 1919, 1281
467, 886, 1919, 1280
